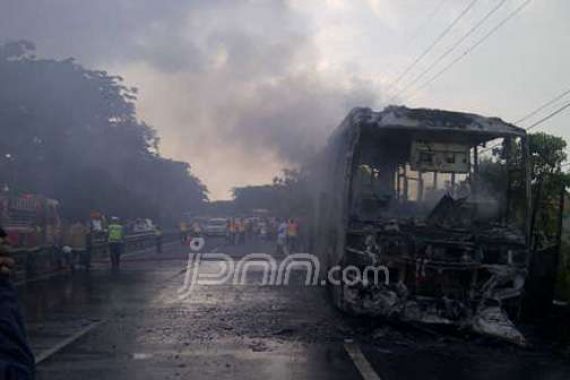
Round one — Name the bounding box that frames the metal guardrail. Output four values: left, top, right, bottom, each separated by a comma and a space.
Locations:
10, 230, 179, 282
90, 231, 162, 253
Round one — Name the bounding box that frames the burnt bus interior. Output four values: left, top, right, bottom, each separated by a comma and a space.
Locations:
351, 136, 524, 227
335, 107, 531, 344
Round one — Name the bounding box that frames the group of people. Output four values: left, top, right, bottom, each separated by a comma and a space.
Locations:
226, 218, 252, 245
0, 215, 166, 376
225, 217, 302, 253
59, 216, 164, 271
0, 219, 304, 378
57, 216, 126, 271
179, 216, 303, 255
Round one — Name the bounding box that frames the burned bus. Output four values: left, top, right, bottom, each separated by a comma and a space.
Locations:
311, 106, 531, 345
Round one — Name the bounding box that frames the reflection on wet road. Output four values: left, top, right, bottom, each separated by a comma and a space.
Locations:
15, 238, 570, 380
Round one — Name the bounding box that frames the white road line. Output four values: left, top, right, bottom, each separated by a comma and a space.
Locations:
35, 320, 106, 365
344, 340, 383, 380
34, 243, 224, 363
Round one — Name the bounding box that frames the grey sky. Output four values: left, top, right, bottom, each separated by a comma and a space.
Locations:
1, 0, 569, 199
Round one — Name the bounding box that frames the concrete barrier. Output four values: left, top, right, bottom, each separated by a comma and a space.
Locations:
11, 230, 179, 282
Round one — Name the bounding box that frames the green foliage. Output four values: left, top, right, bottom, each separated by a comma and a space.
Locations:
526, 132, 570, 300
526, 133, 569, 241
529, 132, 568, 178
483, 132, 569, 237
232, 185, 280, 212
0, 41, 207, 224
232, 168, 312, 217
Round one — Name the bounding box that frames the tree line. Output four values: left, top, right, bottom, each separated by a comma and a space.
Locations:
0, 41, 207, 225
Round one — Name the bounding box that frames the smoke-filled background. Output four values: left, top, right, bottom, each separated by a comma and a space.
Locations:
1, 0, 569, 199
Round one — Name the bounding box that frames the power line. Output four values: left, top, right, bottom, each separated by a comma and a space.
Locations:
515, 87, 570, 124
396, 0, 509, 98
407, 0, 450, 45
481, 100, 570, 154
387, 0, 480, 91
406, 0, 532, 100
485, 85, 570, 154
526, 100, 570, 131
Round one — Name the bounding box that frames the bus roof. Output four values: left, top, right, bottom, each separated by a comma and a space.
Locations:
347, 105, 526, 139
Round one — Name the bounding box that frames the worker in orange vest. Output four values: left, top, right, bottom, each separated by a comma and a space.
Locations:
228, 219, 237, 245
238, 219, 246, 244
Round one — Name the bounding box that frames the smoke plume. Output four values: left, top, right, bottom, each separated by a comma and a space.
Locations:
0, 0, 384, 198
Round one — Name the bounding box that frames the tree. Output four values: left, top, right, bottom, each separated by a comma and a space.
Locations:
0, 41, 207, 224
481, 133, 570, 232
232, 185, 280, 212
528, 132, 568, 179
231, 168, 312, 218
526, 133, 570, 241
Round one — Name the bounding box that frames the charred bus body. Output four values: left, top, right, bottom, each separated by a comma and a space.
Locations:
312, 106, 531, 345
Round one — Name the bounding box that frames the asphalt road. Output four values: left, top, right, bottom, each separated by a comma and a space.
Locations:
14, 238, 570, 380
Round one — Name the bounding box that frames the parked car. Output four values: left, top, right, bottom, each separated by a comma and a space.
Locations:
132, 218, 156, 233
204, 218, 228, 236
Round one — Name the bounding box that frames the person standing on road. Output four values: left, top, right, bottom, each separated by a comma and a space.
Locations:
232, 219, 239, 245
179, 221, 188, 245
238, 219, 246, 245
229, 219, 237, 245
287, 219, 299, 253
225, 219, 231, 245
0, 227, 35, 379
191, 221, 202, 239
107, 217, 124, 270
276, 220, 288, 256
259, 221, 268, 241
64, 221, 89, 270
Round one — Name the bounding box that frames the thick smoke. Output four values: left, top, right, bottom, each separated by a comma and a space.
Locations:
0, 0, 384, 198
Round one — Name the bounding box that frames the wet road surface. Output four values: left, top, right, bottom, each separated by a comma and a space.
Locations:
15, 238, 570, 379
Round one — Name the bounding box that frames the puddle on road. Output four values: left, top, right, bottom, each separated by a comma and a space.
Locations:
132, 353, 154, 360
125, 340, 358, 379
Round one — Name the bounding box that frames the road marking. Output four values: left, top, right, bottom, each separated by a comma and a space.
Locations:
33, 242, 225, 362
35, 320, 106, 365
344, 340, 383, 380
